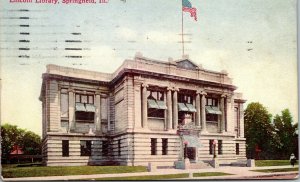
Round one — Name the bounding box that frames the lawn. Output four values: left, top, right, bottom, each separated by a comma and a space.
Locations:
255, 160, 298, 167
251, 167, 299, 173
2, 165, 147, 178
193, 172, 233, 177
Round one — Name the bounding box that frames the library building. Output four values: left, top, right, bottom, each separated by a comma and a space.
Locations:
40, 53, 246, 167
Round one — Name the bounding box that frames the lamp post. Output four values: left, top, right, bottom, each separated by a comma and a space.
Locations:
213, 140, 217, 158
184, 141, 188, 159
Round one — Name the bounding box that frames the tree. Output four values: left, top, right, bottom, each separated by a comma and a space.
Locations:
273, 109, 298, 159
1, 123, 41, 163
22, 131, 42, 155
1, 124, 24, 163
244, 102, 278, 159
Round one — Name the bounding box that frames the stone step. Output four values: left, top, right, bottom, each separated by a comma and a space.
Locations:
189, 161, 212, 169
231, 160, 247, 167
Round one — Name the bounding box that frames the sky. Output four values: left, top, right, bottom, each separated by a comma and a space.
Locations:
0, 0, 298, 135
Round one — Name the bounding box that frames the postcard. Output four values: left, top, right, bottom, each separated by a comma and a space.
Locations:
0, 0, 298, 180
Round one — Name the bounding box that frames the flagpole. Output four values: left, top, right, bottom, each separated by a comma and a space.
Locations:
181, 0, 185, 57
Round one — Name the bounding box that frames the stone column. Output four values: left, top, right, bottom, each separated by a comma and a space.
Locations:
95, 94, 101, 133
68, 89, 75, 131
134, 82, 143, 129
221, 94, 226, 133
172, 88, 179, 129
142, 84, 148, 128
195, 91, 201, 126
167, 87, 173, 130
225, 95, 233, 133
200, 91, 207, 132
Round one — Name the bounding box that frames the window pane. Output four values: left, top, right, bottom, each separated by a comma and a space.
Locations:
206, 114, 218, 122
148, 108, 164, 118
76, 94, 81, 103
118, 140, 121, 156
62, 140, 69, 157
102, 141, 109, 156
207, 98, 212, 106
162, 138, 168, 155
81, 95, 88, 103
218, 140, 222, 155
88, 95, 94, 104
147, 90, 151, 98
234, 107, 238, 128
236, 143, 240, 155
60, 93, 69, 118
80, 140, 91, 156
151, 138, 157, 155
159, 92, 164, 101
101, 98, 108, 120
209, 140, 213, 155
76, 111, 94, 121
213, 99, 218, 106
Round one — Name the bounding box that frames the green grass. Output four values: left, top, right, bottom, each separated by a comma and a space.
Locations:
251, 167, 299, 173
88, 173, 189, 181
2, 165, 147, 178
193, 172, 233, 177
255, 160, 298, 167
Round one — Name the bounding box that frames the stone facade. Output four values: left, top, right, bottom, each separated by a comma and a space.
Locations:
39, 53, 246, 167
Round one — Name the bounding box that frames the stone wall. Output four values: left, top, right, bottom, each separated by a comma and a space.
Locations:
198, 135, 246, 164
47, 80, 60, 132
44, 135, 108, 166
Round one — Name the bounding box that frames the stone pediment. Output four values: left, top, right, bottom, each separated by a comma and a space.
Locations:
175, 59, 199, 70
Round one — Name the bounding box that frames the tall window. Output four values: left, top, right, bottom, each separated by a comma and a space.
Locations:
60, 89, 69, 130
60, 89, 69, 118
118, 140, 121, 156
236, 143, 240, 155
177, 93, 196, 125
62, 140, 69, 157
102, 141, 109, 156
218, 140, 223, 155
147, 90, 166, 118
162, 138, 168, 155
151, 138, 157, 155
75, 92, 95, 122
206, 97, 221, 122
234, 107, 239, 137
209, 140, 213, 155
80, 140, 92, 156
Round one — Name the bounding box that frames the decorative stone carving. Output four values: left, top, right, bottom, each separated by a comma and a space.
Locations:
177, 60, 198, 70
142, 83, 149, 88
200, 91, 207, 96
178, 121, 201, 131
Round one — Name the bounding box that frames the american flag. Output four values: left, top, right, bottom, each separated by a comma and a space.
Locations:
182, 0, 197, 21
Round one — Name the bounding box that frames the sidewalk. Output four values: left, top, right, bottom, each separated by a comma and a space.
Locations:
3, 165, 299, 181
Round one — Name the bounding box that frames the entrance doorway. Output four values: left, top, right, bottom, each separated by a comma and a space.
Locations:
187, 147, 196, 161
